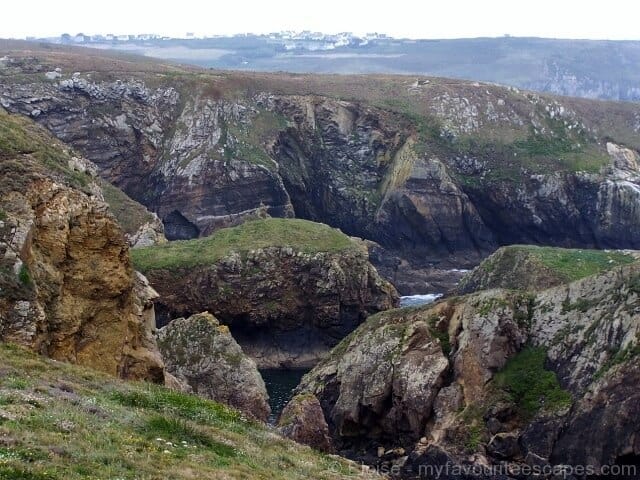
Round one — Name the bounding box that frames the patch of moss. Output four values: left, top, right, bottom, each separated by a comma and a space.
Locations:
595, 342, 640, 379
132, 218, 357, 272
427, 315, 451, 356
493, 347, 572, 417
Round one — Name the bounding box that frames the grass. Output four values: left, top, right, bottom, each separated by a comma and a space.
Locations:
131, 218, 358, 272
493, 347, 572, 417
0, 109, 90, 194
0, 342, 372, 480
99, 180, 156, 235
511, 245, 636, 282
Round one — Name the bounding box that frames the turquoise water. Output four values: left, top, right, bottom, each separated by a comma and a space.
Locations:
260, 368, 310, 424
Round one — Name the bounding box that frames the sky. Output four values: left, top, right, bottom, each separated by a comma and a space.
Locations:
2, 0, 640, 40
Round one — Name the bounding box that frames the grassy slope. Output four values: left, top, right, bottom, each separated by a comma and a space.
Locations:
0, 343, 371, 480
458, 245, 637, 293
504, 245, 636, 282
131, 218, 358, 272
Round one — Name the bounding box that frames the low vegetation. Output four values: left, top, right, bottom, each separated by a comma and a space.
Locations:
493, 346, 572, 417
0, 343, 370, 480
99, 180, 156, 235
515, 245, 636, 282
131, 218, 358, 272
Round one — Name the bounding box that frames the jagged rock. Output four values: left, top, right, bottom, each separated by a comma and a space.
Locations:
295, 308, 449, 444
128, 214, 167, 248
163, 372, 193, 394
291, 259, 640, 476
0, 112, 164, 381
487, 433, 521, 460
551, 361, 640, 471
156, 312, 270, 422
278, 394, 333, 452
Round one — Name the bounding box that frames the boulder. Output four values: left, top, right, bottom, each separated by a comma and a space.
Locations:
156, 312, 270, 422
278, 394, 333, 453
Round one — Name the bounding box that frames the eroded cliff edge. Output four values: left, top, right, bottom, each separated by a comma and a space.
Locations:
0, 108, 164, 381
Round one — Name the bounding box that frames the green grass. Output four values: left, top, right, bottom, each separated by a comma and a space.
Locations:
510, 245, 636, 282
99, 180, 156, 235
131, 218, 358, 272
0, 109, 89, 193
0, 343, 370, 480
493, 347, 572, 417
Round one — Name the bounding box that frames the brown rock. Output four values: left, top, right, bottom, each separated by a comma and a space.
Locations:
278, 394, 333, 453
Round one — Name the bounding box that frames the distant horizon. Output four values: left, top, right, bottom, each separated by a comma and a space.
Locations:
3, 0, 640, 42
7, 32, 640, 43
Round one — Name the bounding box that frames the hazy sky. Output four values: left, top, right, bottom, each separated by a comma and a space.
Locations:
3, 0, 640, 40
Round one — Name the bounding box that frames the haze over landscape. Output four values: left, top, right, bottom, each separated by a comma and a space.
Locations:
3, 0, 640, 40
1, 2, 640, 479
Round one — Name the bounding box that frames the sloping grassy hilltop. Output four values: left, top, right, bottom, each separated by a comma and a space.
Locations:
519, 245, 637, 281
0, 343, 374, 480
131, 218, 359, 272
457, 245, 638, 293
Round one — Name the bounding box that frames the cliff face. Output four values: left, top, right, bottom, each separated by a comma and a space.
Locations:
3, 46, 640, 293
133, 219, 399, 368
291, 260, 640, 477
0, 109, 164, 382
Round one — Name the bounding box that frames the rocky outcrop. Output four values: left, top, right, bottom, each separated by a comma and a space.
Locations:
289, 261, 640, 477
0, 109, 164, 382
455, 245, 637, 295
135, 220, 399, 368
278, 393, 333, 452
156, 312, 270, 421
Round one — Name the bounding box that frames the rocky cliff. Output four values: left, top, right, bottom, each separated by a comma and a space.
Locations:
0, 108, 164, 381
290, 254, 640, 477
156, 312, 271, 421
133, 218, 398, 368
3, 43, 640, 292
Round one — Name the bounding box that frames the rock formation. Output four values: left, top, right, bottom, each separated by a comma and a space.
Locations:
0, 109, 164, 382
289, 257, 640, 477
156, 312, 270, 422
134, 218, 399, 368
278, 393, 333, 453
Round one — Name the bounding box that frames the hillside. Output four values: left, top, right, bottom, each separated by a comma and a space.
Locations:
457, 245, 639, 293
0, 343, 376, 480
131, 218, 357, 272
2, 41, 640, 292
